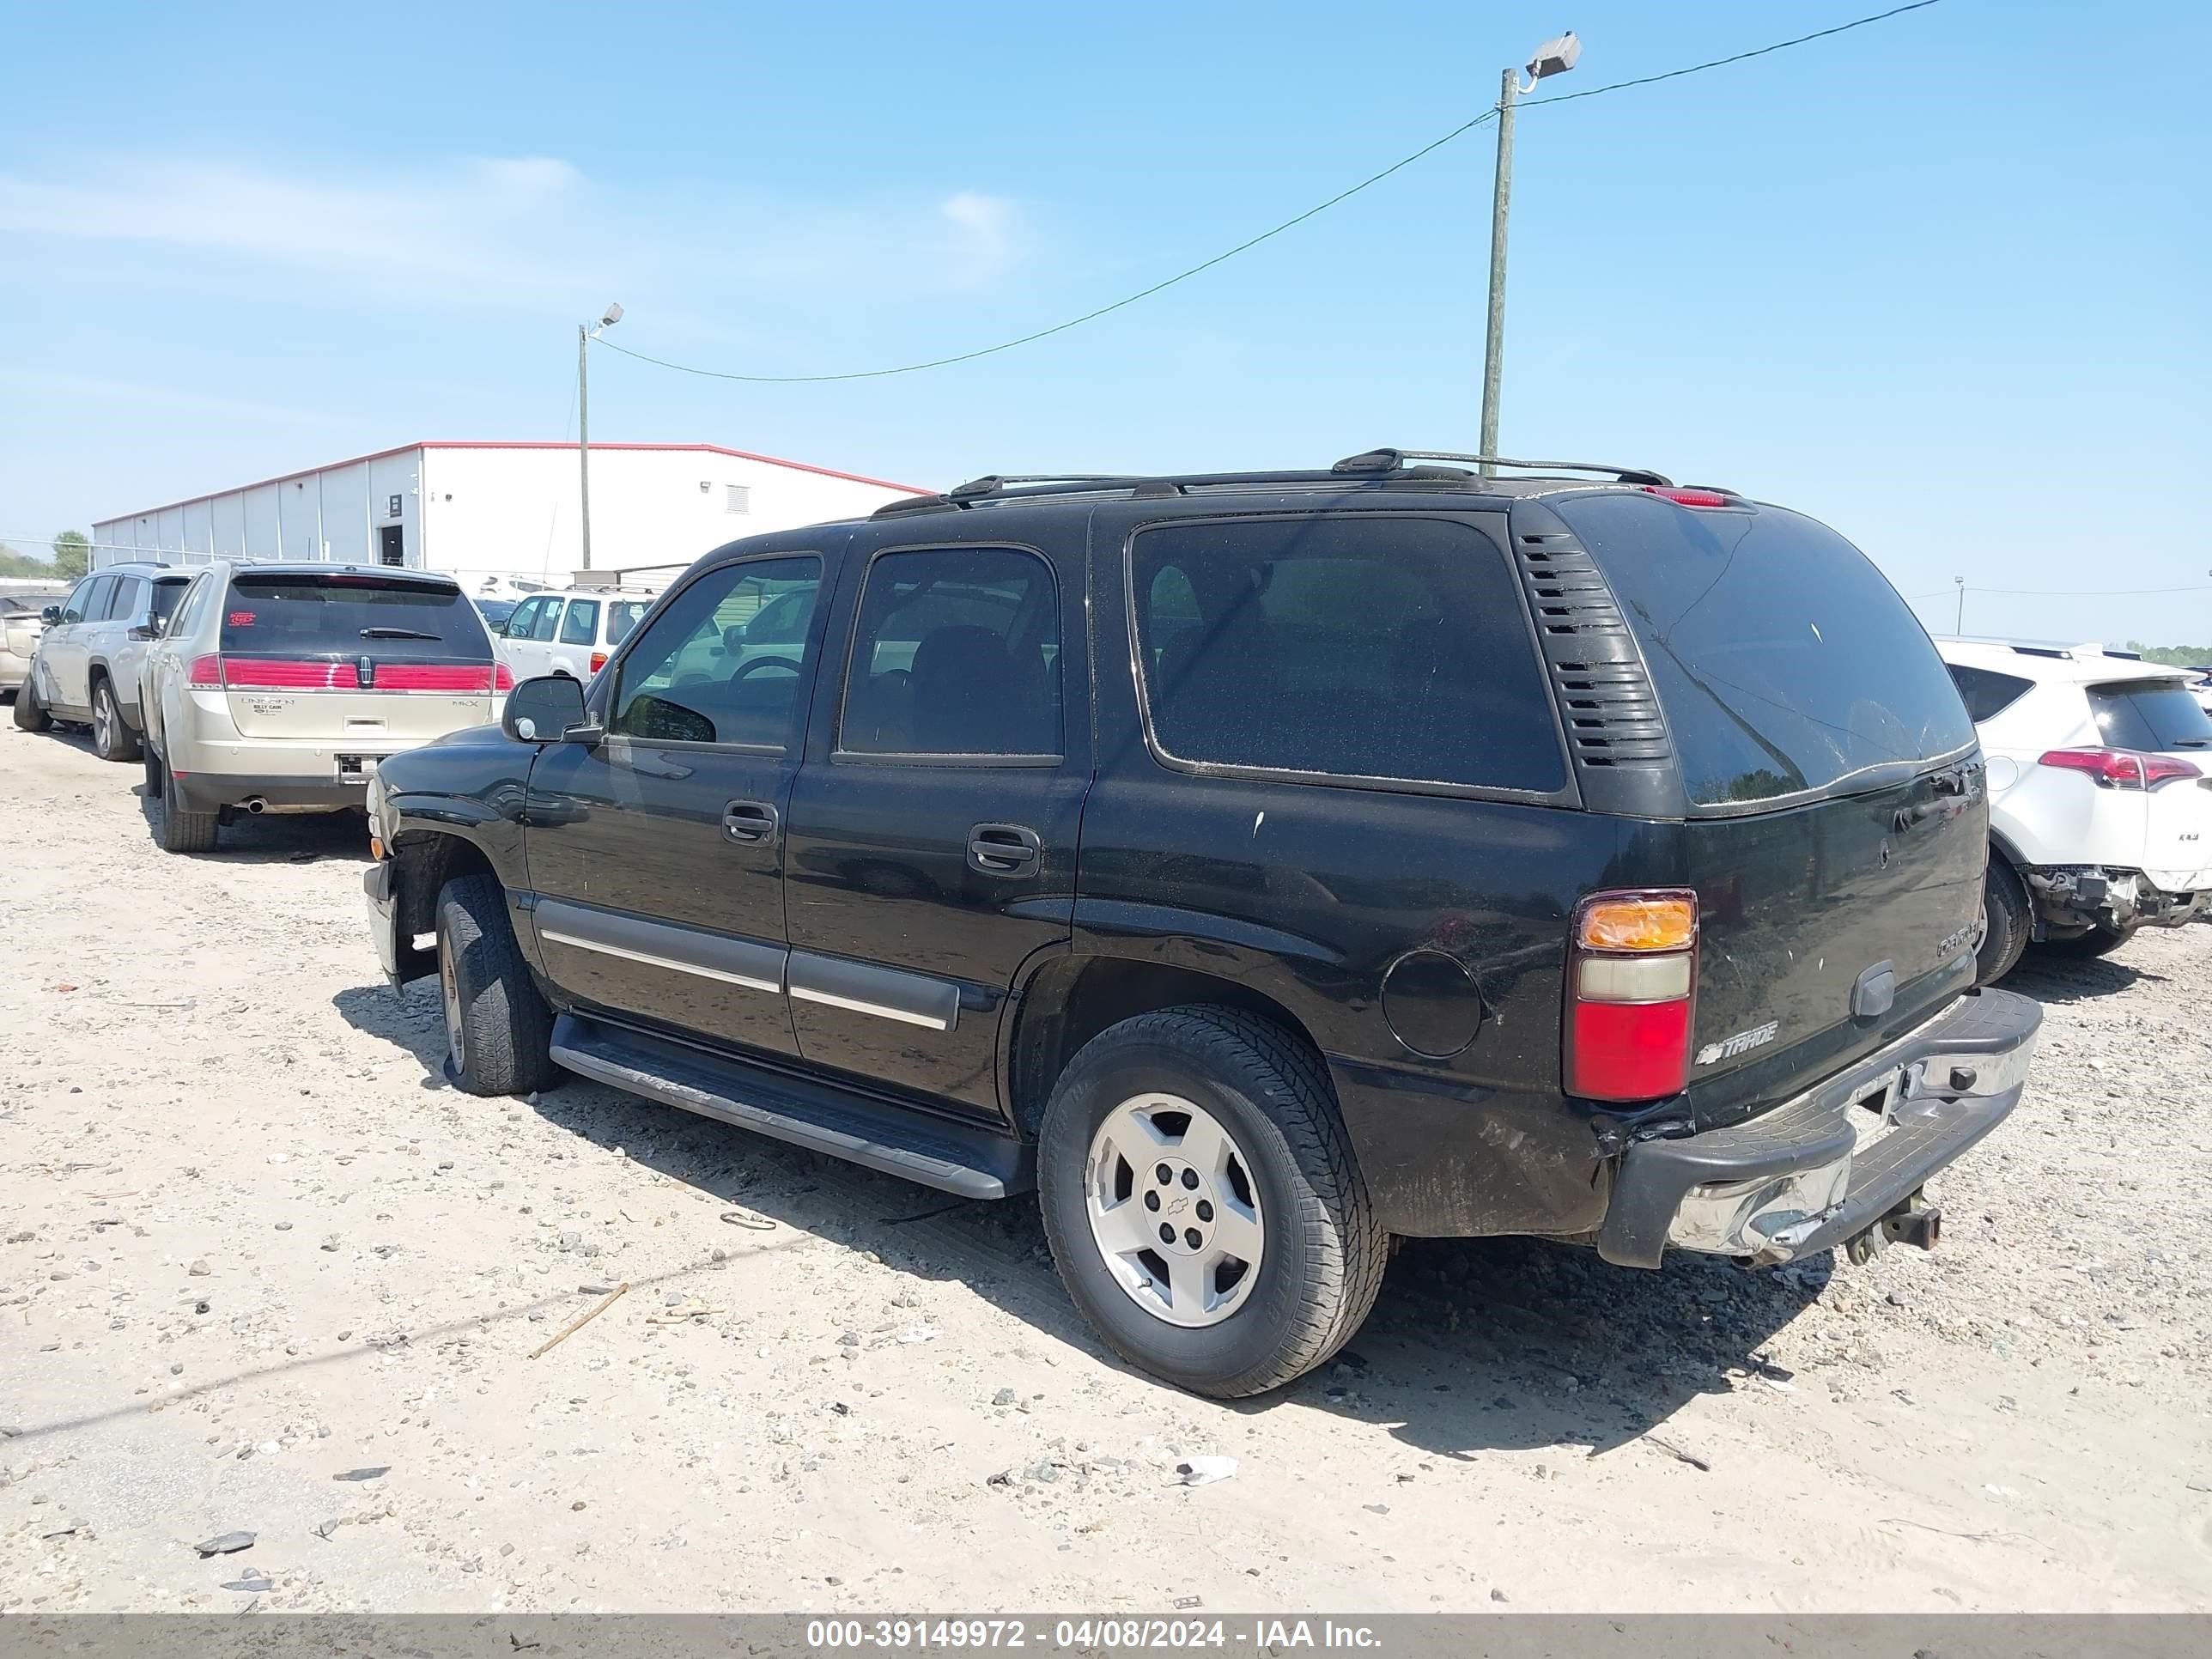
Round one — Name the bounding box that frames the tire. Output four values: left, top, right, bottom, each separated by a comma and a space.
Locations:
2037, 921, 2135, 961
1975, 858, 2031, 984
1036, 1006, 1387, 1399
151, 752, 219, 854
91, 678, 141, 763
435, 872, 559, 1097
12, 670, 50, 732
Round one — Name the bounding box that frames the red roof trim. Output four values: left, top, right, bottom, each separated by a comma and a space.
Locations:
97, 440, 928, 524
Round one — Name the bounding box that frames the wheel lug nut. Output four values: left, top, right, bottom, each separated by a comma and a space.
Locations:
1195, 1200, 1213, 1222
1143, 1191, 1161, 1212
1181, 1169, 1200, 1189
1156, 1164, 1174, 1185
1183, 1228, 1202, 1249
1158, 1223, 1175, 1245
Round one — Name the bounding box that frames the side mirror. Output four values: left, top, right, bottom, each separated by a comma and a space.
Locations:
502, 674, 591, 744
40, 605, 60, 626
126, 612, 160, 642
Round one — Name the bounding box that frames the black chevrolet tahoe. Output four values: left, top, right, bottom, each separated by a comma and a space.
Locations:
363, 449, 2042, 1397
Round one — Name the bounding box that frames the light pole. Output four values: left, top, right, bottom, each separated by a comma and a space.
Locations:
578, 301, 623, 573
1480, 31, 1579, 477
1954, 576, 1966, 634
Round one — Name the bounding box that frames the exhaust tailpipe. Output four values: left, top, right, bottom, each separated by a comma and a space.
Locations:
240, 797, 267, 815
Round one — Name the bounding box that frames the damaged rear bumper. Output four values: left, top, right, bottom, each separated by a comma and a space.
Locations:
1595, 988, 2041, 1269
2026, 864, 2210, 934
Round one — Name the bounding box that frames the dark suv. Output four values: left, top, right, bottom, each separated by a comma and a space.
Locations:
363, 449, 2041, 1397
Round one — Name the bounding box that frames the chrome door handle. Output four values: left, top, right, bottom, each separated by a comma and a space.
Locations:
723, 799, 779, 844
968, 822, 1042, 878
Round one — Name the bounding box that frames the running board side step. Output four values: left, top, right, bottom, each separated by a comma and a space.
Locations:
548, 1013, 1031, 1200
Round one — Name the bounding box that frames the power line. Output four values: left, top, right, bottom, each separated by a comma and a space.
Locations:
596, 109, 1499, 386
594, 2, 1948, 388
1909, 584, 2212, 599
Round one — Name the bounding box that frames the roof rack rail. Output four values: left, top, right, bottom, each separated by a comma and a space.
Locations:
1333, 447, 1672, 488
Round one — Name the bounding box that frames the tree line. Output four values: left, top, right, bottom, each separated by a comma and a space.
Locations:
0, 531, 91, 582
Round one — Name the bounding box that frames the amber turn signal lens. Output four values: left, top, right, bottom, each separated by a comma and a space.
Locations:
1577, 895, 1696, 953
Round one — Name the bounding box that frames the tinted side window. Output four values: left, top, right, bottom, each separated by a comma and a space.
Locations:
2090, 682, 2212, 750
63, 577, 108, 624
167, 574, 214, 638
503, 598, 544, 639
559, 599, 600, 647
1947, 665, 2033, 724
610, 557, 823, 748
106, 577, 148, 622
530, 599, 562, 641
840, 546, 1060, 757
150, 579, 191, 626
1131, 516, 1565, 793
1555, 493, 1975, 807
607, 599, 651, 646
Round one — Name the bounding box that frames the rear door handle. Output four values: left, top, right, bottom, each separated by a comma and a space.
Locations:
968, 822, 1042, 878
723, 799, 780, 845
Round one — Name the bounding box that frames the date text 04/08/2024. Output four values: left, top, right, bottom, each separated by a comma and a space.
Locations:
802, 1620, 1383, 1650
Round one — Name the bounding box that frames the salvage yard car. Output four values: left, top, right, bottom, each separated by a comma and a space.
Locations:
1939, 637, 2212, 981
363, 449, 2041, 1397
138, 562, 512, 854
2, 592, 61, 700
11, 562, 194, 759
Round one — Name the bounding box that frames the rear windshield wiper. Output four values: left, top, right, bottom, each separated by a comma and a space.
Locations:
359, 627, 442, 641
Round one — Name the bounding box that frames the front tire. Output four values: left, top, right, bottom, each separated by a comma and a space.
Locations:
435, 872, 559, 1097
92, 679, 141, 762
1036, 1006, 1386, 1399
1976, 858, 2031, 984
12, 671, 50, 732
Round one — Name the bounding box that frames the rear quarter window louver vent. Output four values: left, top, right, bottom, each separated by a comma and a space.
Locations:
1510, 520, 1671, 770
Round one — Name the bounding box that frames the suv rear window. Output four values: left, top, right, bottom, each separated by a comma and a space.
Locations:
1553, 494, 1973, 807
150, 579, 191, 627
1131, 516, 1565, 793
2089, 681, 2212, 751
221, 574, 490, 659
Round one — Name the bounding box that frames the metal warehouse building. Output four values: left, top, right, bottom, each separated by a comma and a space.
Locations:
89, 441, 925, 588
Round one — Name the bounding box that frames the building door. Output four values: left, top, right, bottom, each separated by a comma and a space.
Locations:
378, 526, 404, 567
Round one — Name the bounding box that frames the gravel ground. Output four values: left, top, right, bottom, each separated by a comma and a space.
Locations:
3, 714, 2209, 1613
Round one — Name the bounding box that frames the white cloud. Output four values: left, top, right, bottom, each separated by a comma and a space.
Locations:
0, 152, 1030, 315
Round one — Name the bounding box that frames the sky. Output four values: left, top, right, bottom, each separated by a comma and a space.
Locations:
1, 0, 2206, 643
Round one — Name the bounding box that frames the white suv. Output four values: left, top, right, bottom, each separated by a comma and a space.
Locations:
138, 562, 509, 853
1938, 638, 2212, 980
11, 563, 195, 760
495, 588, 658, 684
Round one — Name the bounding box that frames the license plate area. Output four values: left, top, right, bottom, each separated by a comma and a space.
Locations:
335, 754, 373, 784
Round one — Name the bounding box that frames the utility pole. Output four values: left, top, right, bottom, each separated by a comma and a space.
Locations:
1954, 576, 1966, 634
577, 302, 623, 574
1479, 68, 1517, 477
1479, 33, 1580, 477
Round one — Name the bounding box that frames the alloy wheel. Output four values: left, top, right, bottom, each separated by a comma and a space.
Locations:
439, 928, 467, 1073
1084, 1093, 1265, 1328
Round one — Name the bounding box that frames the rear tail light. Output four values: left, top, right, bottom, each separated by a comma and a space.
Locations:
588, 652, 608, 675
188, 656, 506, 692
222, 659, 362, 690
1566, 889, 1698, 1103
1641, 485, 1737, 508
2039, 747, 2200, 789
373, 664, 500, 692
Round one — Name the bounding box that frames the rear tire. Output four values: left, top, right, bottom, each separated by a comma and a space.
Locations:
1036, 1006, 1386, 1399
152, 753, 219, 854
12, 672, 50, 732
91, 679, 141, 763
435, 872, 559, 1097
2037, 921, 2134, 961
1976, 858, 2031, 984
